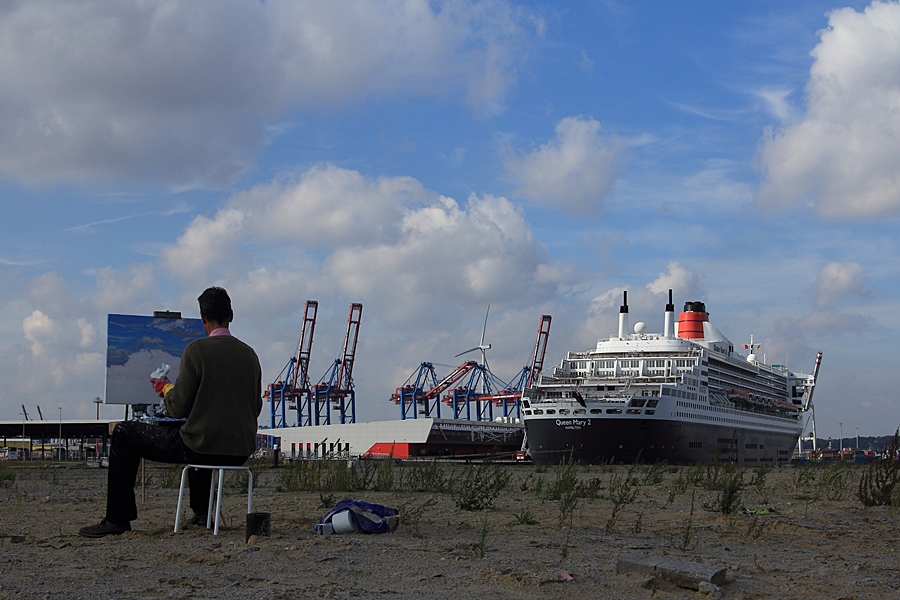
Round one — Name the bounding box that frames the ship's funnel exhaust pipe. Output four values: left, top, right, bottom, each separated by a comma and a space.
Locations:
618, 291, 629, 339
664, 289, 674, 338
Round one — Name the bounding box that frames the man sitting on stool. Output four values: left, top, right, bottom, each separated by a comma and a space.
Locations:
80, 287, 262, 537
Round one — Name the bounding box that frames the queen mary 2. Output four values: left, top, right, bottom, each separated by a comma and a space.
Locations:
521, 291, 822, 466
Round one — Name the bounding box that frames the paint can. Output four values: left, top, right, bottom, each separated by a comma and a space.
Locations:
245, 512, 271, 542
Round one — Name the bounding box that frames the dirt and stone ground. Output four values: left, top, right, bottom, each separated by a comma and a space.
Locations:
0, 459, 896, 599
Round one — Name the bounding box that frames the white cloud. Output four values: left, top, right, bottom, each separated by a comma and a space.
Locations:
77, 318, 95, 348
27, 272, 74, 315
160, 165, 436, 280
580, 49, 594, 70
161, 165, 566, 324
574, 262, 703, 349
161, 209, 246, 279
504, 117, 621, 215
813, 261, 871, 308
646, 261, 704, 299
90, 264, 158, 314
0, 0, 534, 186
754, 87, 795, 122
151, 168, 568, 422
757, 1, 900, 218
19, 306, 105, 391
323, 193, 559, 321
657, 159, 757, 214
236, 165, 434, 246
224, 267, 319, 323
22, 310, 53, 358
765, 310, 872, 371
0, 265, 161, 418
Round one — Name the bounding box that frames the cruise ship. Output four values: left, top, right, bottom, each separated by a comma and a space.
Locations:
521, 291, 821, 465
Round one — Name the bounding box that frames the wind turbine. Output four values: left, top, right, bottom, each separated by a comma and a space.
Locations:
456, 305, 492, 372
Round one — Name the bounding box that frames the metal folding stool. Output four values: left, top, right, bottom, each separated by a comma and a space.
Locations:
174, 464, 253, 536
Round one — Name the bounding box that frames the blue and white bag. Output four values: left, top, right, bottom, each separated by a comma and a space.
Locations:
315, 499, 400, 535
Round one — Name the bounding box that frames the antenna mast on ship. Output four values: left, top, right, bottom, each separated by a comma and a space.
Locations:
745, 334, 760, 357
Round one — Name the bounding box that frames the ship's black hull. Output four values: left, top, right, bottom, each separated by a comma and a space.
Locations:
524, 416, 799, 466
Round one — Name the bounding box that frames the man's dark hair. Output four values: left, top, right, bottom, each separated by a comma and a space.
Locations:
198, 287, 233, 323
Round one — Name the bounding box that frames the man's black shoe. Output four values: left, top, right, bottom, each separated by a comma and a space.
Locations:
78, 519, 131, 538
186, 514, 209, 526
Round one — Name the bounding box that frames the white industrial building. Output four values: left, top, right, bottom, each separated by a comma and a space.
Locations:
260, 418, 523, 459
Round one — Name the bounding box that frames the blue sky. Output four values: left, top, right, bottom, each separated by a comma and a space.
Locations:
1, 0, 897, 443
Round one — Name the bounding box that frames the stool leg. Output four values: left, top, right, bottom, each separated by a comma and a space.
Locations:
174, 466, 190, 533
214, 468, 225, 536
247, 471, 253, 515
206, 469, 216, 529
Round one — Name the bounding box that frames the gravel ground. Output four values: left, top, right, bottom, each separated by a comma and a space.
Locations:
0, 460, 896, 599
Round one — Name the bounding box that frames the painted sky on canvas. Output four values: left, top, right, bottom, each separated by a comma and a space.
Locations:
1, 1, 897, 442
105, 314, 204, 405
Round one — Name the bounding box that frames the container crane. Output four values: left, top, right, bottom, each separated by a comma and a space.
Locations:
392, 360, 480, 420
311, 303, 362, 425
391, 362, 441, 420
267, 300, 318, 428
441, 364, 510, 421
293, 301, 318, 426
494, 315, 552, 419
512, 314, 551, 457
437, 305, 508, 421
390, 313, 552, 422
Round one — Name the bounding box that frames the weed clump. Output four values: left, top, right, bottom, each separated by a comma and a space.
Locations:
695, 463, 744, 514
399, 461, 449, 493
608, 464, 642, 504
792, 461, 818, 493
0, 462, 15, 486
476, 515, 490, 558
509, 509, 538, 526
672, 491, 698, 551
713, 469, 744, 514
452, 463, 510, 511
274, 459, 377, 493
397, 496, 437, 536
820, 463, 850, 501
540, 457, 579, 501
642, 462, 667, 486
603, 464, 643, 534
146, 463, 182, 489
230, 457, 266, 490
532, 458, 581, 531
859, 430, 900, 507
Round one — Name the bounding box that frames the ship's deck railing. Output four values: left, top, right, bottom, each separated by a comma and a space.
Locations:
540, 375, 686, 387
566, 348, 704, 360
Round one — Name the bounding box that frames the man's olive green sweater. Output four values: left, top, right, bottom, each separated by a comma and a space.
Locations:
164, 335, 262, 457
